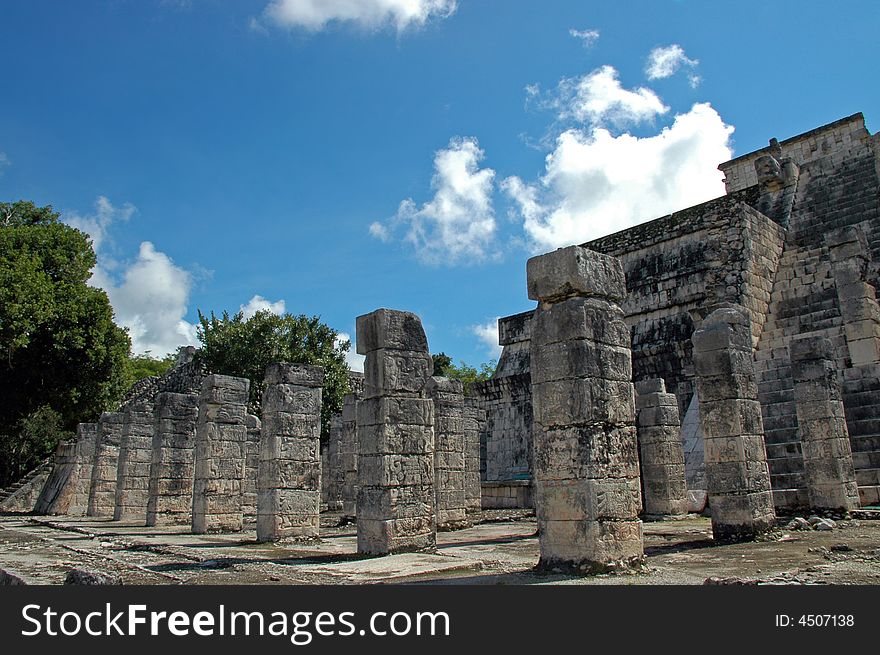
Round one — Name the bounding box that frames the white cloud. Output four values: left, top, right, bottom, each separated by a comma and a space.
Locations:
545, 65, 669, 128
645, 44, 699, 82
504, 102, 734, 251
336, 332, 365, 372
63, 197, 199, 357
260, 0, 457, 32
101, 242, 199, 357
371, 136, 498, 265
472, 319, 502, 359
569, 28, 600, 48
65, 195, 135, 253
240, 294, 286, 319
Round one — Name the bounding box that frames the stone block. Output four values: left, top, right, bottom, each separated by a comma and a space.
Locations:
527, 245, 626, 303
356, 308, 429, 355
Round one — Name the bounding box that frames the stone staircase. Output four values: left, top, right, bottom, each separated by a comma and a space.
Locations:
754, 244, 849, 508
842, 364, 880, 506
754, 238, 880, 508
0, 457, 53, 511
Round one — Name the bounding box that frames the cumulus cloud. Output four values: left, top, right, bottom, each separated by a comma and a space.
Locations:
472, 319, 502, 359
542, 65, 669, 128
63, 197, 199, 356
370, 136, 498, 265
336, 332, 365, 372
101, 242, 199, 357
569, 28, 599, 48
65, 195, 135, 253
645, 44, 700, 84
260, 0, 457, 32
504, 102, 734, 251
240, 294, 286, 319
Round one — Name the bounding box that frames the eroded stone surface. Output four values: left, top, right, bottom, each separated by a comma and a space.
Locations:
257, 363, 324, 542
693, 307, 776, 542
529, 246, 644, 573
356, 309, 436, 555
192, 374, 249, 534
146, 392, 198, 527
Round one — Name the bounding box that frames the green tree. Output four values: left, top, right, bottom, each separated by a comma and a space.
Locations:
432, 352, 453, 377
194, 309, 350, 440
431, 354, 497, 394
0, 200, 131, 486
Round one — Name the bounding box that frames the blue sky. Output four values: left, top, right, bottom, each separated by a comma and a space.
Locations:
2, 0, 878, 371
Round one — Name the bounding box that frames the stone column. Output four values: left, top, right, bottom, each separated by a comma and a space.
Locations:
243, 414, 261, 527
463, 397, 484, 518
635, 379, 688, 517
790, 335, 860, 511
527, 245, 644, 573
427, 377, 469, 530
340, 393, 359, 521
828, 226, 880, 366
325, 414, 344, 511
146, 392, 198, 527
692, 306, 776, 541
192, 374, 250, 534
356, 308, 436, 555
69, 423, 99, 516
34, 440, 78, 515
257, 363, 324, 542
114, 400, 155, 521
87, 412, 124, 517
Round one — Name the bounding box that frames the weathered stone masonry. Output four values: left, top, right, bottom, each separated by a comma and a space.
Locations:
192, 374, 249, 534
529, 246, 644, 572
114, 400, 155, 521
257, 363, 324, 542
692, 307, 775, 541
790, 335, 859, 511
635, 379, 688, 517
146, 392, 199, 527
87, 412, 124, 517
427, 377, 469, 530
356, 309, 436, 555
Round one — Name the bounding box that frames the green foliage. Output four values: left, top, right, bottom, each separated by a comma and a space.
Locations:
125, 352, 176, 388
432, 355, 497, 395
0, 200, 131, 487
0, 406, 75, 486
432, 352, 453, 377
194, 309, 350, 440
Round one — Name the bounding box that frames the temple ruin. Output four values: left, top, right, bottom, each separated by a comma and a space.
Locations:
3, 112, 880, 582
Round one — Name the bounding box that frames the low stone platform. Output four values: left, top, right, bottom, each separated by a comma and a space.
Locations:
1, 511, 879, 585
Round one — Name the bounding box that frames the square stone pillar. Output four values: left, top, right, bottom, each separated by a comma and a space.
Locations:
635, 379, 689, 517
692, 306, 776, 542
428, 377, 469, 530
340, 394, 359, 521
324, 414, 344, 511
87, 412, 124, 517
828, 226, 880, 365
146, 392, 198, 527
356, 308, 436, 555
192, 374, 250, 534
243, 414, 261, 527
790, 336, 860, 511
114, 400, 155, 521
462, 397, 484, 518
257, 363, 324, 542
527, 245, 644, 573
69, 423, 99, 516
